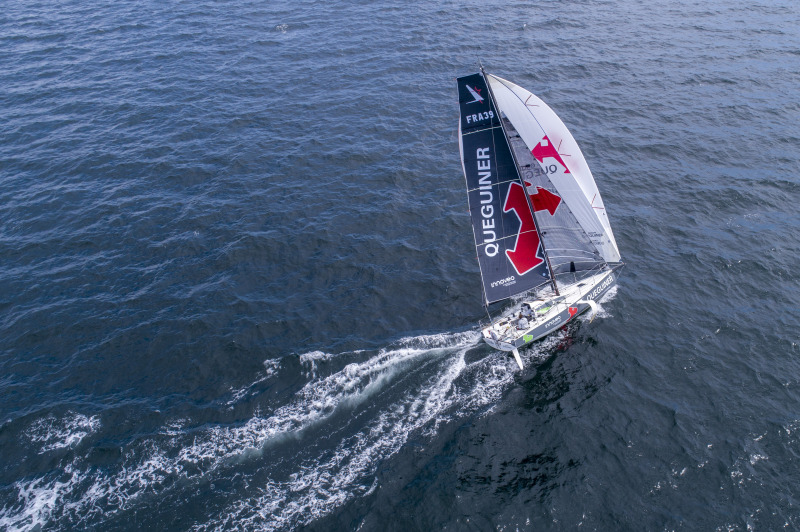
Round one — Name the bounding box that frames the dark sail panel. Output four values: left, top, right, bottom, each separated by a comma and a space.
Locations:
458, 73, 500, 134
458, 73, 551, 303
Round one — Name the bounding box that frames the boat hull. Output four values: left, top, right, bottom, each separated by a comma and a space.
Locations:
482, 269, 617, 352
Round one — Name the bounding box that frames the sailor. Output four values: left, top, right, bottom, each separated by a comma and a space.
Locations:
516, 314, 529, 330
521, 303, 533, 319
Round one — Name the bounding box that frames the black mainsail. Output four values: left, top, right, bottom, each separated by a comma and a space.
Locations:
457, 73, 552, 304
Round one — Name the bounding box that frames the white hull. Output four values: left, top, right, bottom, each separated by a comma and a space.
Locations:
481, 269, 617, 362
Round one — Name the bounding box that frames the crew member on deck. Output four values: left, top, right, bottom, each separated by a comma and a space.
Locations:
517, 314, 529, 330
521, 303, 533, 319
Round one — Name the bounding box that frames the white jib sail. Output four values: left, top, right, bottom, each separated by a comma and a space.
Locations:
486, 74, 621, 263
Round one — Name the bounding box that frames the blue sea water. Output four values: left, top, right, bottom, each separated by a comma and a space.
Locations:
1, 0, 800, 529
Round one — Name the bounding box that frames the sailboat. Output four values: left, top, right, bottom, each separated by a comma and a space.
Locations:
457, 69, 623, 369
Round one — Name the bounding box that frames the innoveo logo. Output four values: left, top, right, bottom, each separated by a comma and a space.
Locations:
490, 275, 516, 288
465, 85, 484, 104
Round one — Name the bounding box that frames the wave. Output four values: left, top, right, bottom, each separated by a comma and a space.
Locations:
26, 412, 101, 454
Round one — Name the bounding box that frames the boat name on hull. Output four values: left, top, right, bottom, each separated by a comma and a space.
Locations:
587, 273, 614, 300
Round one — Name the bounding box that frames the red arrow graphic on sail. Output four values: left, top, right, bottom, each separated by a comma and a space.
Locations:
504, 183, 543, 275
504, 183, 563, 276
532, 135, 571, 174
528, 186, 561, 216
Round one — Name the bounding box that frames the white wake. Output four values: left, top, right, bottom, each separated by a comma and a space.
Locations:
0, 315, 611, 531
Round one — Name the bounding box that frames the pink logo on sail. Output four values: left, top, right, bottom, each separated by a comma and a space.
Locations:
532, 135, 570, 174
527, 184, 561, 215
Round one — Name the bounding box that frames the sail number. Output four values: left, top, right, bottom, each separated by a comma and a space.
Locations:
544, 164, 559, 174
465, 110, 494, 124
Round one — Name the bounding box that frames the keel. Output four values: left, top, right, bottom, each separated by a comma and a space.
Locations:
578, 299, 599, 322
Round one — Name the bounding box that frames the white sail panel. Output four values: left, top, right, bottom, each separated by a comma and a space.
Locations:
502, 116, 604, 274
486, 74, 621, 263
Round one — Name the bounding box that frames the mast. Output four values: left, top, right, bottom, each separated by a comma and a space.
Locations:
480, 67, 560, 296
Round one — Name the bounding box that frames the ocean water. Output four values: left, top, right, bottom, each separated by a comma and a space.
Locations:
1, 0, 799, 529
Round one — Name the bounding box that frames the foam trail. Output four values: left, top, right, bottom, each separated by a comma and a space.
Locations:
0, 331, 481, 531
227, 359, 281, 406
198, 338, 476, 531
0, 323, 604, 531
27, 412, 101, 454
197, 332, 565, 531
